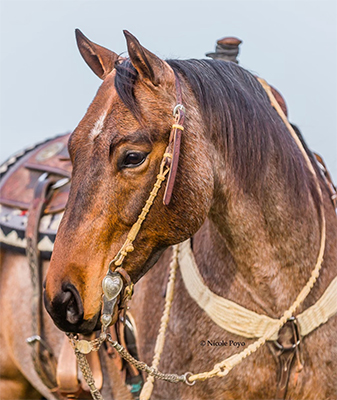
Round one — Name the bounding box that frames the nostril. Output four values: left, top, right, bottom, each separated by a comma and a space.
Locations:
66, 293, 79, 324
62, 284, 84, 325
44, 283, 98, 334
62, 290, 72, 304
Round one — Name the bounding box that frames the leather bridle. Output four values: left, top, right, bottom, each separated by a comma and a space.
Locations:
98, 73, 186, 334
69, 72, 333, 400
163, 74, 185, 205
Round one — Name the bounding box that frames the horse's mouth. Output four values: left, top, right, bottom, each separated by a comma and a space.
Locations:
81, 246, 167, 334
44, 246, 166, 335
44, 288, 100, 334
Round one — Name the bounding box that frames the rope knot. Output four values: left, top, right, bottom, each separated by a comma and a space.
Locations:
156, 174, 166, 182
125, 244, 134, 253
217, 367, 230, 377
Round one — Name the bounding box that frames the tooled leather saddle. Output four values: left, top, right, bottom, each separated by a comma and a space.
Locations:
0, 134, 142, 399
0, 134, 72, 256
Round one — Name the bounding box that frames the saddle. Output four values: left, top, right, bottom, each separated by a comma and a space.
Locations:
0, 134, 71, 257
0, 133, 71, 212
0, 134, 142, 399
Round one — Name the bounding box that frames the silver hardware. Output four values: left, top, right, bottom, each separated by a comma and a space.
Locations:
101, 313, 112, 327
102, 272, 123, 301
26, 335, 54, 354
100, 271, 124, 329
75, 339, 93, 354
173, 104, 186, 117
273, 338, 301, 351
26, 334, 42, 344
183, 372, 196, 386
125, 318, 134, 333
51, 177, 70, 190
38, 172, 49, 182
274, 317, 301, 351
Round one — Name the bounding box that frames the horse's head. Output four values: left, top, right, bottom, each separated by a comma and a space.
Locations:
44, 30, 214, 333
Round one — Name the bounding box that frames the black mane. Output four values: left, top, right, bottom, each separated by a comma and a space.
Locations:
115, 58, 321, 205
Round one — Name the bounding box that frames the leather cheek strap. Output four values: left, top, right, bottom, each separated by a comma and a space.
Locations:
163, 107, 185, 206
163, 73, 185, 206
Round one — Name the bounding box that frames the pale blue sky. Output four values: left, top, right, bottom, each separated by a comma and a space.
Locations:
0, 0, 336, 179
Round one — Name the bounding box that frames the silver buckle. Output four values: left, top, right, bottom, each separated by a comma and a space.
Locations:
173, 104, 186, 117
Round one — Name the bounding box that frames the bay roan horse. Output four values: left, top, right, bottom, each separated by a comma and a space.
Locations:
5, 29, 336, 399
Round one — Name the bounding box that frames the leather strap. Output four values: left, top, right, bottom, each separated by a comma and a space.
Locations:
117, 320, 139, 378
314, 153, 337, 210
26, 174, 59, 390
275, 350, 296, 399
268, 319, 302, 399
26, 174, 103, 398
25, 162, 71, 179
57, 336, 81, 394
107, 320, 142, 396
115, 266, 132, 287
107, 325, 124, 372
163, 75, 185, 205
57, 334, 103, 397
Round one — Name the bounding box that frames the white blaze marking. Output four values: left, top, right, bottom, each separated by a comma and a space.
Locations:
90, 111, 107, 139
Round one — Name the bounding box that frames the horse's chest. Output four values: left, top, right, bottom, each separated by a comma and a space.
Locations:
132, 246, 336, 399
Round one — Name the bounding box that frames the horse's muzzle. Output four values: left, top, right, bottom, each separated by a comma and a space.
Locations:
43, 283, 99, 334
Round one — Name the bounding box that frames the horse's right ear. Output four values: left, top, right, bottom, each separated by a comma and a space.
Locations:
123, 30, 173, 88
75, 29, 118, 79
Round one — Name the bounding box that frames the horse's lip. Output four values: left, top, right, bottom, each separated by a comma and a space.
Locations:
50, 248, 165, 334
44, 289, 99, 334
65, 313, 100, 335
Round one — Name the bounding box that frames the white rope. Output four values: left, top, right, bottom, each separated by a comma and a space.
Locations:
139, 245, 180, 400
179, 239, 337, 340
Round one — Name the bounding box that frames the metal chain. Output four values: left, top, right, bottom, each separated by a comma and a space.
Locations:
72, 331, 189, 400
107, 335, 188, 384
75, 350, 104, 400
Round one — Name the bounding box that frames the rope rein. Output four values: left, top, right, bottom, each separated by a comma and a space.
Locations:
185, 79, 327, 383
112, 159, 170, 267
69, 78, 327, 399
139, 245, 181, 400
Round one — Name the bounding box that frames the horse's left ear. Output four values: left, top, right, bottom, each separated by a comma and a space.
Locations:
123, 30, 172, 87
75, 29, 119, 79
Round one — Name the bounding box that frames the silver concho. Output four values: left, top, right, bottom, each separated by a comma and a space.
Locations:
75, 339, 93, 354
102, 273, 123, 301
101, 314, 112, 327
35, 142, 64, 162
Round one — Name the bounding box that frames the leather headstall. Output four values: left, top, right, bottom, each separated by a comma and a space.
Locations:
163, 74, 185, 206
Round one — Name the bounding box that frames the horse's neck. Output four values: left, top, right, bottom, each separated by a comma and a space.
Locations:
193, 219, 276, 316
200, 158, 323, 316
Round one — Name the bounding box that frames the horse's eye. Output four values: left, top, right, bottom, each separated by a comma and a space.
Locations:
122, 151, 148, 168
